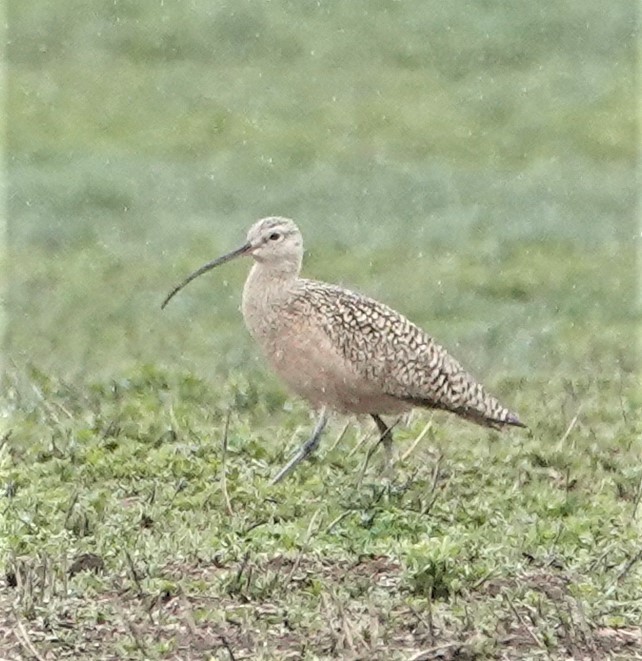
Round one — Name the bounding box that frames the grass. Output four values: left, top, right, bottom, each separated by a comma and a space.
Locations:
2, 366, 641, 658
3, 0, 640, 658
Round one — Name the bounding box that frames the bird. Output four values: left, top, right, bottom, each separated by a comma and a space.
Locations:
162, 216, 526, 483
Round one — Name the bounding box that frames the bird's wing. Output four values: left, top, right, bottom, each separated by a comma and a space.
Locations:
295, 280, 524, 428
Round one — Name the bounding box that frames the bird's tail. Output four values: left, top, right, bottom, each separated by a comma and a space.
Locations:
456, 406, 527, 430
403, 387, 527, 431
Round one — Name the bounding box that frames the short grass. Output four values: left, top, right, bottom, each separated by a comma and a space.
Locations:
2, 365, 641, 659
3, 0, 640, 658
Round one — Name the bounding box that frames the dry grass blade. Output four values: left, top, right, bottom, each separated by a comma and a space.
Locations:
325, 510, 353, 534
285, 508, 323, 585
421, 454, 444, 516
615, 547, 642, 584
555, 406, 582, 450
219, 634, 237, 661
400, 420, 433, 463
12, 609, 46, 661
123, 549, 146, 601
406, 642, 461, 660
221, 408, 233, 516
327, 420, 351, 453
631, 473, 642, 520
503, 593, 547, 651
347, 431, 369, 458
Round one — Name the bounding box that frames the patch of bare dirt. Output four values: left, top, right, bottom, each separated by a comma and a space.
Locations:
1, 555, 641, 660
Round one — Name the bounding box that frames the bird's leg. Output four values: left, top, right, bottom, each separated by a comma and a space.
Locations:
358, 414, 396, 484
271, 407, 329, 484
371, 414, 394, 459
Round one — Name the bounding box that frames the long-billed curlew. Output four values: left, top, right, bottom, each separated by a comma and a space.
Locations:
162, 217, 526, 483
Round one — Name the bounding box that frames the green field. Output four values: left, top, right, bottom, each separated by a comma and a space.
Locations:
2, 1, 640, 659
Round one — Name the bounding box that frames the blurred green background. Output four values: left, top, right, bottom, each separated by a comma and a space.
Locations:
6, 0, 638, 385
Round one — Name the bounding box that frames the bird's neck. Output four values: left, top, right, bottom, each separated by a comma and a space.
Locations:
245, 260, 300, 289
241, 262, 299, 339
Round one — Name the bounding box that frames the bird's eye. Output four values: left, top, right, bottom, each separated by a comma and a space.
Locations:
268, 232, 281, 241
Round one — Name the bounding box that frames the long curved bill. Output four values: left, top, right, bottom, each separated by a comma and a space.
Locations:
161, 242, 251, 309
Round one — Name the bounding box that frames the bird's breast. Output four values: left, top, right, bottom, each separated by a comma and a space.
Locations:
245, 309, 406, 415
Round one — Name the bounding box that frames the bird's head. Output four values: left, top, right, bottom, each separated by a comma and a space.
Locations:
161, 216, 303, 309
245, 217, 303, 265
